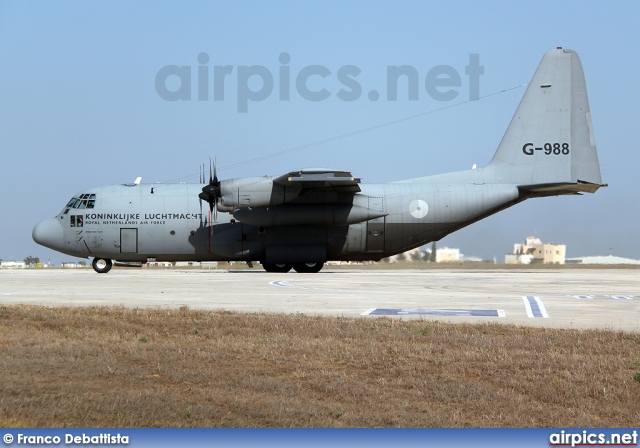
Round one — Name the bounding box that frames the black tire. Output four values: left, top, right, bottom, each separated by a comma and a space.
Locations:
262, 262, 292, 273
292, 262, 323, 273
92, 258, 113, 274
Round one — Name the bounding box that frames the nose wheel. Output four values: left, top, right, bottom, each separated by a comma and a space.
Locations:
92, 257, 113, 273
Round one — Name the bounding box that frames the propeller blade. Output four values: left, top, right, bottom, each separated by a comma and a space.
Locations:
200, 156, 221, 223
213, 156, 218, 186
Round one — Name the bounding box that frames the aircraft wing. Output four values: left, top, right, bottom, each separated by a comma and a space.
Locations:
273, 169, 361, 193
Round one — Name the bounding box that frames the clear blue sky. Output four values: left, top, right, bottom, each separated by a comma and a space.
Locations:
1, 1, 638, 264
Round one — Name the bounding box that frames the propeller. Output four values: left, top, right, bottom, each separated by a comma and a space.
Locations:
198, 157, 220, 223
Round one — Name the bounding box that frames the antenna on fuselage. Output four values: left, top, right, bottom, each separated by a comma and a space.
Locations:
134, 177, 142, 185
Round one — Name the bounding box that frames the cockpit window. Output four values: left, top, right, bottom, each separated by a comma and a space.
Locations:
66, 194, 96, 209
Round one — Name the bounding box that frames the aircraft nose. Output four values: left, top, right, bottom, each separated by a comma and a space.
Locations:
32, 218, 64, 250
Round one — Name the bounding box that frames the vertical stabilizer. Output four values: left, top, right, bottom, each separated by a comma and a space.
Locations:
488, 48, 603, 192
399, 48, 604, 194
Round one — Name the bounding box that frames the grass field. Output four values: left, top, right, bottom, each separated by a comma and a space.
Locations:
1, 305, 639, 427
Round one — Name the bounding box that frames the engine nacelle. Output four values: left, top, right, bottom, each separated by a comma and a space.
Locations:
219, 177, 301, 210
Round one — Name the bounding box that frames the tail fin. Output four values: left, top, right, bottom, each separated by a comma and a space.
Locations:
488, 48, 604, 194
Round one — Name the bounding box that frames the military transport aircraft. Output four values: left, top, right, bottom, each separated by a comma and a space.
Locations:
33, 48, 604, 273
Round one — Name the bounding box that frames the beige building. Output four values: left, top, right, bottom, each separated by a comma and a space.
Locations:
385, 247, 425, 263
436, 247, 461, 263
505, 236, 566, 264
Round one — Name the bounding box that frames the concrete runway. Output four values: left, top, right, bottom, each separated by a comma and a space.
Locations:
1, 267, 638, 331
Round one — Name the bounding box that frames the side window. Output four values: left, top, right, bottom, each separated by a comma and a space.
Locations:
70, 215, 83, 227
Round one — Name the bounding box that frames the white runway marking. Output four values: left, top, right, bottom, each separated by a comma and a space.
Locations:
363, 308, 506, 317
523, 296, 549, 318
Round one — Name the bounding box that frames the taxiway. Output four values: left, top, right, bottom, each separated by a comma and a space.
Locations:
1, 268, 638, 331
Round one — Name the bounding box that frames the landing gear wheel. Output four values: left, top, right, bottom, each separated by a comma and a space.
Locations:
262, 262, 292, 273
292, 262, 323, 273
92, 258, 113, 274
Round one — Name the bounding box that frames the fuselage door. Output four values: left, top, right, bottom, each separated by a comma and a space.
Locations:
366, 217, 385, 252
365, 196, 385, 252
120, 228, 138, 253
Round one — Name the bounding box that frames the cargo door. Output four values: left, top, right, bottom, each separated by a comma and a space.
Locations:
365, 196, 385, 252
366, 217, 385, 252
120, 228, 138, 253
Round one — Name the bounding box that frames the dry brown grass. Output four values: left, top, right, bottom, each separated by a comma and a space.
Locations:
1, 305, 639, 428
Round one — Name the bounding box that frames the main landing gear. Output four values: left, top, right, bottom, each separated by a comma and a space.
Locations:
92, 257, 113, 273
261, 262, 323, 273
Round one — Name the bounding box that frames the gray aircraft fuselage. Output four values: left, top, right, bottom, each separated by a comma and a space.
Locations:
35, 182, 520, 262
33, 48, 605, 273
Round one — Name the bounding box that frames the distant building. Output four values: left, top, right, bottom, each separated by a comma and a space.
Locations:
505, 236, 566, 264
385, 246, 465, 263
61, 262, 80, 268
460, 255, 484, 263
436, 247, 461, 263
200, 261, 218, 269
566, 255, 640, 265
0, 261, 26, 269
146, 261, 173, 267
387, 247, 424, 263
